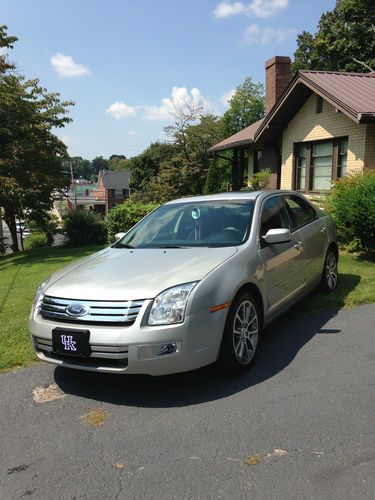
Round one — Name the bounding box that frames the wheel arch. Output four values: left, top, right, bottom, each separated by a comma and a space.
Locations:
232, 282, 265, 328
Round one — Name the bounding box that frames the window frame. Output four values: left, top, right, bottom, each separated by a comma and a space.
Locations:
282, 194, 318, 231
293, 137, 348, 193
258, 195, 293, 246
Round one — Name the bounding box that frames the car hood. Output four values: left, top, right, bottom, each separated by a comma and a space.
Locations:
44, 246, 238, 300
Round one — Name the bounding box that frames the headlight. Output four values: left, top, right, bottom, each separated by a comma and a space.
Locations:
34, 276, 51, 306
148, 282, 198, 326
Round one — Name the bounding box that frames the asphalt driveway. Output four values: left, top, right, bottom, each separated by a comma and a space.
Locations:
1, 304, 374, 499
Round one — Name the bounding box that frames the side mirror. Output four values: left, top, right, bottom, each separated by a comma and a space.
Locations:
114, 232, 126, 242
262, 228, 292, 245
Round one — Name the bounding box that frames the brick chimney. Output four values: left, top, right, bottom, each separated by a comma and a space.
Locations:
265, 56, 291, 114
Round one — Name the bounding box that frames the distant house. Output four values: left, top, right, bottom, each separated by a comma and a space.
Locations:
93, 170, 131, 214
209, 56, 375, 194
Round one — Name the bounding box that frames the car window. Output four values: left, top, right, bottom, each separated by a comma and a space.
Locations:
115, 200, 255, 248
260, 197, 291, 237
283, 195, 317, 230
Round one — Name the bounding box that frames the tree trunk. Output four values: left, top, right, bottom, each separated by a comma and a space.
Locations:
4, 206, 19, 252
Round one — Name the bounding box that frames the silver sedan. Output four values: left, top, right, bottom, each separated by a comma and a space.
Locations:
29, 190, 338, 375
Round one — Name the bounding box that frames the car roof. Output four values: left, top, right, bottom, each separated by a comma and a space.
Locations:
165, 190, 297, 205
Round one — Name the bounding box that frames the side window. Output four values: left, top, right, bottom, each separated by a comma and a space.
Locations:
260, 197, 291, 236
284, 196, 316, 229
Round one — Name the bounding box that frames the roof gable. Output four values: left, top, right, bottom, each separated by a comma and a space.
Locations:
98, 170, 131, 189
209, 70, 375, 152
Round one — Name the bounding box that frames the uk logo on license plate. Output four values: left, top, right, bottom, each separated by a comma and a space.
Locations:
60, 335, 77, 351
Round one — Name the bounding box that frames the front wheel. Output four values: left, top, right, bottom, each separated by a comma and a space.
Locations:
217, 292, 261, 375
320, 249, 338, 292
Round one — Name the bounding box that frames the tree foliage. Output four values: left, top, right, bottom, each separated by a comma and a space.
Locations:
293, 0, 375, 73
328, 172, 375, 251
106, 199, 159, 243
0, 26, 73, 251
222, 77, 265, 136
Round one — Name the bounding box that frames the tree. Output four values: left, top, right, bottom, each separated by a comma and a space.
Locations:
92, 156, 109, 174
0, 25, 18, 74
0, 27, 73, 251
222, 77, 265, 136
108, 154, 130, 171
128, 142, 177, 193
293, 0, 375, 73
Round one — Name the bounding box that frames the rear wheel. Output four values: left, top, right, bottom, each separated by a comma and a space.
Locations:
217, 292, 260, 374
320, 249, 338, 292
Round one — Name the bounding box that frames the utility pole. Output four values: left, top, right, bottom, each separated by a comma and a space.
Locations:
70, 160, 77, 209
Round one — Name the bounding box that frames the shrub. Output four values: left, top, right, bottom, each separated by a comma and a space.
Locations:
328, 172, 375, 252
248, 168, 271, 190
63, 209, 107, 246
24, 231, 49, 250
107, 199, 159, 243
28, 212, 59, 245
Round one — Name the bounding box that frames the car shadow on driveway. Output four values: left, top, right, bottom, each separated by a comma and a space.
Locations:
54, 274, 360, 408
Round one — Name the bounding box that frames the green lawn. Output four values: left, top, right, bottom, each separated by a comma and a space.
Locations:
0, 247, 374, 372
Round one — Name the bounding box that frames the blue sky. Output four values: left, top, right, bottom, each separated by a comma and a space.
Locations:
2, 0, 336, 159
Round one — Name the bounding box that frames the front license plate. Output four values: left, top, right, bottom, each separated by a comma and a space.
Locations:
52, 328, 91, 357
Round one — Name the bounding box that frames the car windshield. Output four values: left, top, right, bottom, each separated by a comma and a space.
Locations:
114, 200, 255, 249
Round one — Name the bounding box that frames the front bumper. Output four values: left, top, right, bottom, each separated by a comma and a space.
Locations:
29, 299, 227, 375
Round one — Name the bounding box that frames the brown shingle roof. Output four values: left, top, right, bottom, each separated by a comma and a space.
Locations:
209, 70, 375, 153
208, 118, 264, 152
299, 70, 375, 121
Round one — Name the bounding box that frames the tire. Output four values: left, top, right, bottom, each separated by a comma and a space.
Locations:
320, 249, 338, 292
217, 292, 261, 375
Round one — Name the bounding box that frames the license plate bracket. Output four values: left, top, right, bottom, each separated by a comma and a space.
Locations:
52, 328, 91, 357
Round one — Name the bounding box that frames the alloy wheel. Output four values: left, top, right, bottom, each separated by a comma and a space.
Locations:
232, 300, 259, 365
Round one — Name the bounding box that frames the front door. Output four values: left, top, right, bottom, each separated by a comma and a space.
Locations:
258, 195, 305, 314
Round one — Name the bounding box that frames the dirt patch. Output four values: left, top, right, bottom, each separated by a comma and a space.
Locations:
80, 408, 108, 428
32, 384, 66, 403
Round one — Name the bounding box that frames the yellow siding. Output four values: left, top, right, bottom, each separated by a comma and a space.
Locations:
364, 123, 375, 170
281, 93, 368, 189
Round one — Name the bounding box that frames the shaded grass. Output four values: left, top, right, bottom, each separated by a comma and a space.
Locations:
0, 248, 374, 372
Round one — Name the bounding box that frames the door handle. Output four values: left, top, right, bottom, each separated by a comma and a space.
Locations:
320, 226, 326, 233
293, 241, 303, 250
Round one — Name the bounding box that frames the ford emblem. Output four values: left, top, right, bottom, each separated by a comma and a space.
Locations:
66, 304, 88, 317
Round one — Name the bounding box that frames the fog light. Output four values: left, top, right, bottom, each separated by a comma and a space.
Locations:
137, 341, 182, 360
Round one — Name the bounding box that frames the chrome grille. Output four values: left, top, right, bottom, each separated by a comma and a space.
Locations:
34, 336, 129, 360
40, 295, 144, 325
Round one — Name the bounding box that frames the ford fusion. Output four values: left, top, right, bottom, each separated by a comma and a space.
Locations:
30, 190, 338, 375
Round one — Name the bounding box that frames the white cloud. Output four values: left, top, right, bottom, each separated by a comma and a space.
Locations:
214, 0, 288, 19
220, 88, 236, 107
142, 87, 211, 120
106, 87, 211, 122
106, 101, 138, 119
51, 53, 91, 78
242, 24, 296, 45
214, 1, 244, 18
0, 47, 8, 56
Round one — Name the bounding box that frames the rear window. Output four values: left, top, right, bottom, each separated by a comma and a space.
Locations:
283, 195, 317, 229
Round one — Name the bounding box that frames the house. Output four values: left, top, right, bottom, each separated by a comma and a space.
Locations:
93, 170, 131, 214
209, 56, 375, 195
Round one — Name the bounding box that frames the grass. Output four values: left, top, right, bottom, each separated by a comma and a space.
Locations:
0, 246, 374, 372
0, 244, 103, 372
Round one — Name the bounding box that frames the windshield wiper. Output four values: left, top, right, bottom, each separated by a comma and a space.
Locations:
112, 242, 134, 249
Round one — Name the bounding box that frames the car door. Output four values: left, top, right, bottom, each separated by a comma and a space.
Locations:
283, 195, 327, 286
258, 195, 305, 314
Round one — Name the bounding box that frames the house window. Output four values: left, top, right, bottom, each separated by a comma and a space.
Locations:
316, 95, 323, 113
294, 137, 348, 192
115, 189, 123, 199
